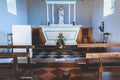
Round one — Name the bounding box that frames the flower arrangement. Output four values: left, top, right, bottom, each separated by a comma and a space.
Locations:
56, 33, 65, 49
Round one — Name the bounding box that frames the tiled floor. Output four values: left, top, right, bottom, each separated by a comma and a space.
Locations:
32, 68, 98, 80
1, 67, 120, 80
32, 50, 86, 63
31, 50, 120, 80
1, 49, 120, 80
32, 68, 120, 80
33, 51, 85, 59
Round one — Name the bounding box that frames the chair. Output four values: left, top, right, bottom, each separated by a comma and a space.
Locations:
95, 33, 111, 52
7, 33, 13, 52
96, 32, 111, 43
102, 33, 111, 43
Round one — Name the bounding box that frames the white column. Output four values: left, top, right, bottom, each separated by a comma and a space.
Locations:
47, 4, 49, 23
73, 4, 76, 22
68, 4, 71, 24
52, 4, 54, 24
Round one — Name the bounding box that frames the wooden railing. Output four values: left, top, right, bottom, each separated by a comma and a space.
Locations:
0, 45, 34, 80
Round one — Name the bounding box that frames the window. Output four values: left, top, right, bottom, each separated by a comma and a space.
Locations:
103, 0, 115, 17
7, 0, 17, 15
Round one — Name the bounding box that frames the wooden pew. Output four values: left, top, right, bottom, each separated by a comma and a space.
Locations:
78, 43, 120, 80
86, 52, 120, 80
0, 45, 34, 80
78, 43, 120, 52
78, 43, 120, 48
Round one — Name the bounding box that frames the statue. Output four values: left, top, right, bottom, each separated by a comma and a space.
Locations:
59, 6, 64, 24
99, 21, 104, 32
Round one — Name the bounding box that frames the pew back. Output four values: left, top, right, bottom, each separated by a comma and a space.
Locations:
0, 45, 34, 80
86, 52, 120, 80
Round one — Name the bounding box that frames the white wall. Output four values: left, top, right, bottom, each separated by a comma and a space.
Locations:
92, 0, 120, 43
104, 0, 120, 43
92, 0, 103, 42
0, 0, 27, 45
27, 0, 94, 27
76, 0, 93, 27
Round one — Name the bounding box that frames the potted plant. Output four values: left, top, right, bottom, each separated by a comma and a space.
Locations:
56, 33, 65, 49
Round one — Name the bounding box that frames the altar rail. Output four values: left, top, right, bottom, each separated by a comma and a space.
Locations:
0, 45, 34, 80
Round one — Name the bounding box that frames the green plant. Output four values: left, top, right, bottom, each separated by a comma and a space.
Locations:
56, 33, 65, 49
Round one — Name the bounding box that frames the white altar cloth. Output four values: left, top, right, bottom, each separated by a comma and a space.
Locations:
40, 25, 81, 45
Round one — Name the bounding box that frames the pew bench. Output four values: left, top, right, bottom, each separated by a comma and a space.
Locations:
0, 45, 34, 80
86, 52, 120, 80
77, 43, 120, 80
78, 43, 120, 52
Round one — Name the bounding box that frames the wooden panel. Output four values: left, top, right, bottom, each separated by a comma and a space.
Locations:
0, 45, 34, 48
88, 28, 92, 42
104, 67, 120, 72
39, 28, 46, 44
78, 43, 120, 48
0, 53, 13, 58
86, 52, 120, 59
76, 27, 82, 43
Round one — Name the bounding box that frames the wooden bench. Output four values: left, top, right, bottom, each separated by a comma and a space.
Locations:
77, 43, 120, 80
78, 43, 120, 52
0, 45, 34, 80
86, 52, 120, 80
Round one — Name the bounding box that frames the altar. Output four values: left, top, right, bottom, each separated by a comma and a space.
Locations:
40, 25, 81, 45
40, 0, 81, 45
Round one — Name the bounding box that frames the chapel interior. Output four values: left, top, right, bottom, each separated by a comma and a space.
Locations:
0, 0, 120, 80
